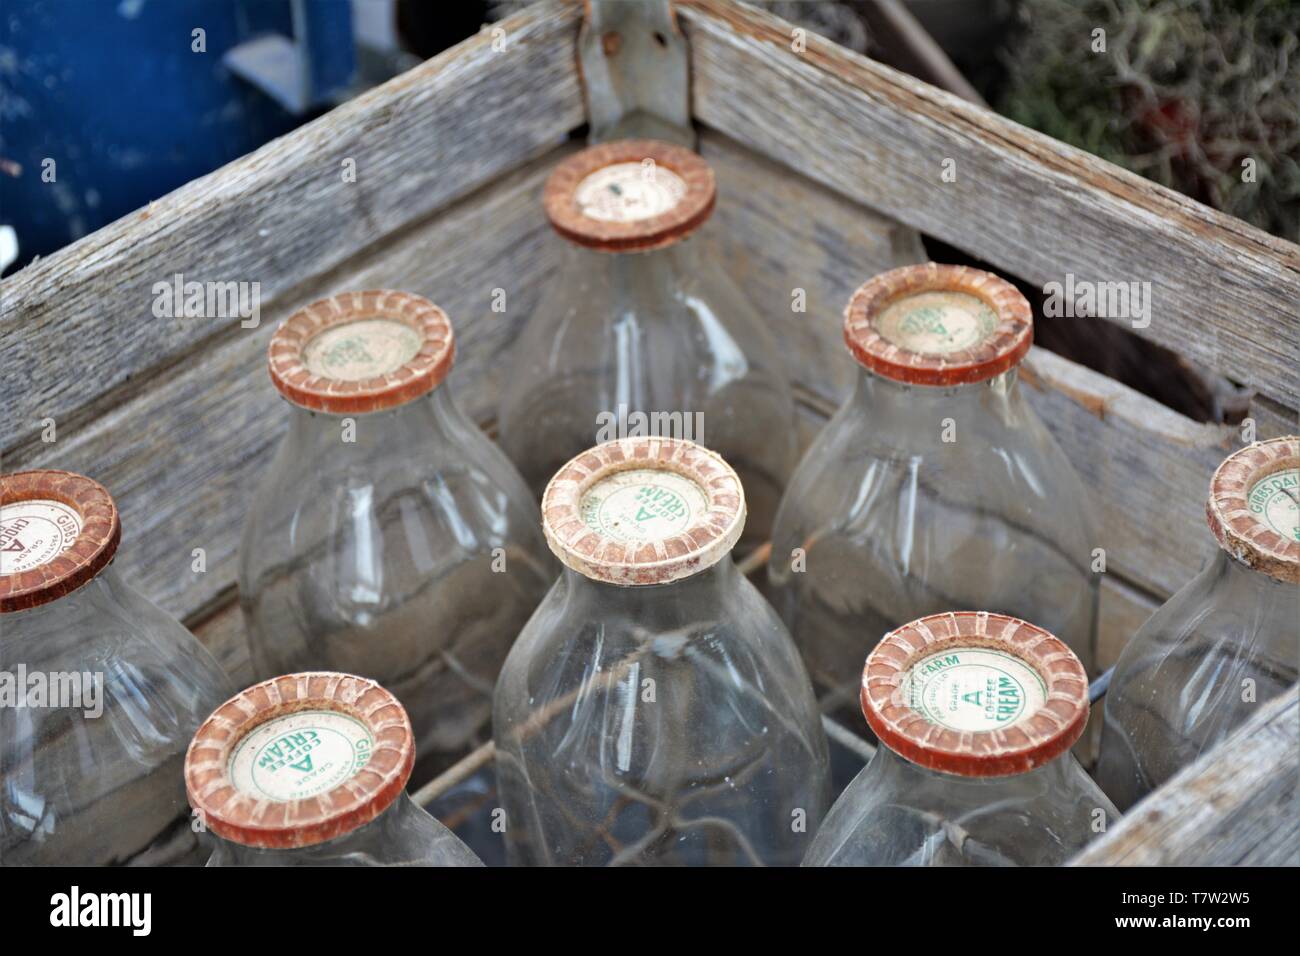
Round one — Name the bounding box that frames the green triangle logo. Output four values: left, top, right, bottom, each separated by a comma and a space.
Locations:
289, 755, 314, 773
962, 690, 983, 706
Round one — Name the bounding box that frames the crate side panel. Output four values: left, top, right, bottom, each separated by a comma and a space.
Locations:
1070, 686, 1299, 866
22, 153, 565, 623
0, 0, 583, 458
679, 0, 1300, 407
700, 130, 928, 404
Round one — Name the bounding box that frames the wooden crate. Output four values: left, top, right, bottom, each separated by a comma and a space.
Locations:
1, 0, 1295, 865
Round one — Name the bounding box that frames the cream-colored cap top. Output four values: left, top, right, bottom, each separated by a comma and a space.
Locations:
541, 437, 745, 586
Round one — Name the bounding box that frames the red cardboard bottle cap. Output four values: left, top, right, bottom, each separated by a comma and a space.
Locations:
185, 672, 416, 849
541, 437, 745, 586
543, 139, 716, 253
844, 263, 1032, 386
1, 470, 121, 613
861, 611, 1089, 777
1206, 436, 1300, 584
268, 290, 455, 414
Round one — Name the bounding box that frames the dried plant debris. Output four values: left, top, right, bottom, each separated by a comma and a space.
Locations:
1001, 0, 1300, 240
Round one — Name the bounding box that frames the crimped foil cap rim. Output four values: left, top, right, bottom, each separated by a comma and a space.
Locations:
844, 263, 1032, 386
861, 611, 1089, 777
184, 672, 415, 849
0, 470, 120, 612
542, 139, 716, 253
268, 290, 455, 414
1206, 436, 1300, 584
541, 437, 745, 586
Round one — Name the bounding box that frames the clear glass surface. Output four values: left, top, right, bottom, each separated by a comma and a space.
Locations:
803, 744, 1117, 866
0, 567, 232, 865
1096, 550, 1299, 811
493, 560, 831, 866
768, 368, 1099, 723
497, 236, 798, 551
204, 792, 483, 866
239, 386, 555, 781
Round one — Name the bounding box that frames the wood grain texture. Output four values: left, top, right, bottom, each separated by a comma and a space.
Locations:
700, 130, 928, 403
1070, 685, 1299, 866
0, 0, 583, 456
1018, 346, 1295, 600
678, 0, 1300, 407
1095, 574, 1160, 670
17, 153, 567, 624
190, 594, 253, 689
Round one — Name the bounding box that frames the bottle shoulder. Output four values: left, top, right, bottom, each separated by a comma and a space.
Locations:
494, 572, 818, 726
773, 388, 1095, 549
808, 751, 1114, 866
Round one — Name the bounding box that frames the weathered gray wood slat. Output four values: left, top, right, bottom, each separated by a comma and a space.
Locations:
22, 154, 567, 624
699, 131, 928, 402
1018, 347, 1296, 599
678, 0, 1300, 407
1071, 686, 1299, 866
0, 0, 584, 456
192, 599, 254, 689
1094, 574, 1159, 670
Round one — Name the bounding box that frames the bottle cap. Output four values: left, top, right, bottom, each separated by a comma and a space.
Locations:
542, 139, 716, 253
0, 470, 121, 613
267, 290, 455, 414
1206, 436, 1299, 584
861, 611, 1089, 777
184, 672, 416, 849
542, 437, 744, 586
844, 263, 1032, 386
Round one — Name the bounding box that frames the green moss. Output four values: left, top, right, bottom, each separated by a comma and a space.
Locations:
1000, 0, 1299, 239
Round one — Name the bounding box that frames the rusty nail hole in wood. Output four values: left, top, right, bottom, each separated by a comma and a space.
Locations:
602, 31, 621, 56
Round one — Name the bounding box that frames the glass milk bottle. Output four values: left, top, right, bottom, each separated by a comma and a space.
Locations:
1096, 436, 1299, 810
493, 437, 830, 866
240, 290, 554, 783
497, 139, 797, 551
804, 611, 1117, 866
186, 672, 482, 866
768, 264, 1099, 726
0, 470, 232, 865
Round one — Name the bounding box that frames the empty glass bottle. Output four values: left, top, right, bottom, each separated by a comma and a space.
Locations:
804, 611, 1116, 866
493, 437, 830, 866
1096, 436, 1300, 811
497, 139, 797, 552
186, 671, 482, 866
240, 290, 554, 783
0, 470, 232, 866
768, 264, 1099, 729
